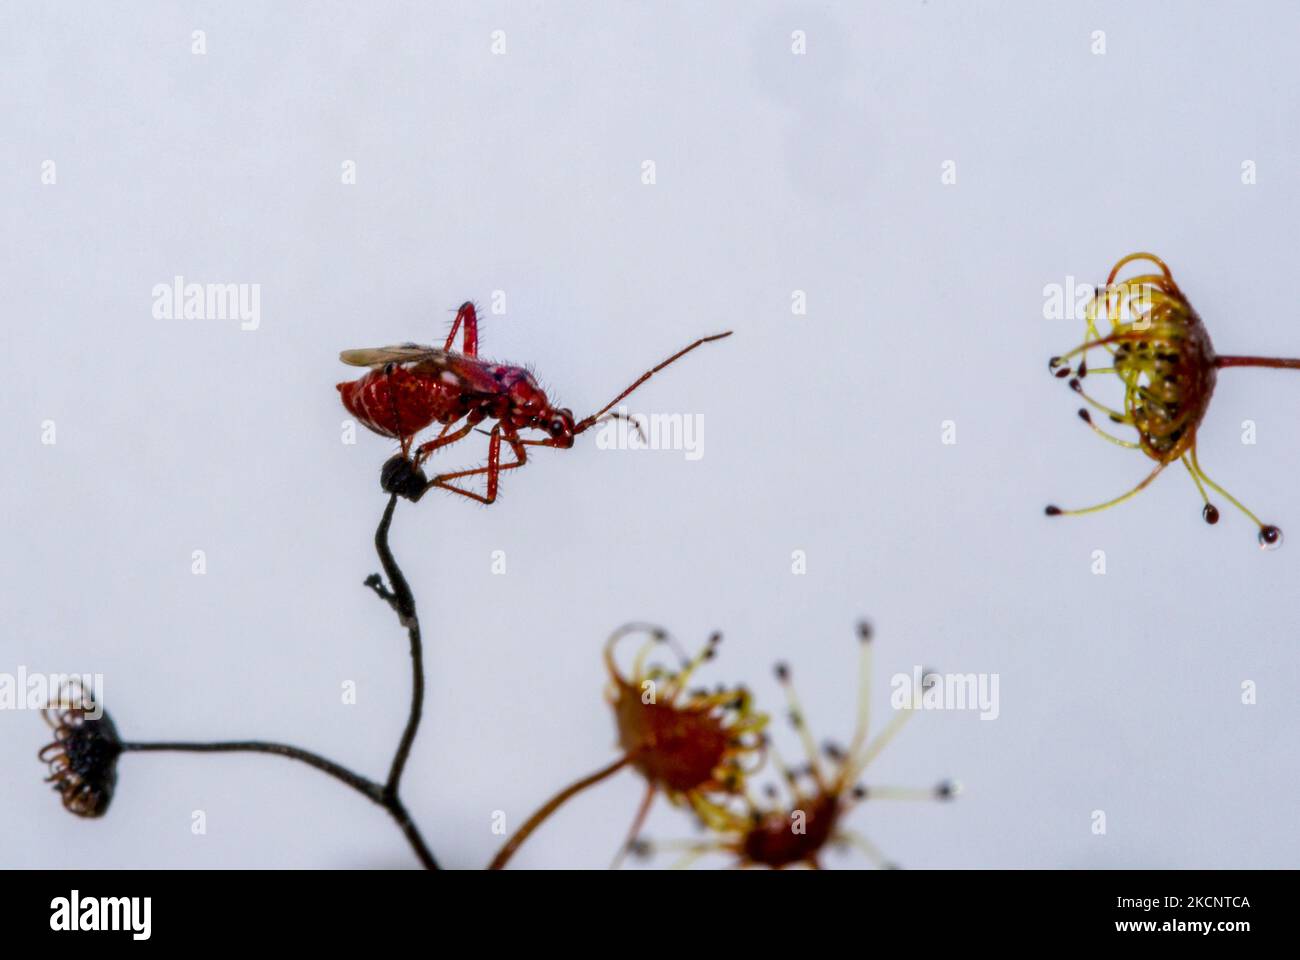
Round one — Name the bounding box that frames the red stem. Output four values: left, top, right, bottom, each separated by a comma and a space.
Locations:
488, 753, 636, 870
1215, 356, 1300, 370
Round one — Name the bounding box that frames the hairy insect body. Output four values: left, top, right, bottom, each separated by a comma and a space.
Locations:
338, 363, 473, 439
338, 301, 731, 503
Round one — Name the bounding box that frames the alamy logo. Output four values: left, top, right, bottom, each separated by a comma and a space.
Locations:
50, 891, 151, 940
593, 406, 706, 460
152, 276, 260, 330
0, 669, 103, 717
890, 666, 1000, 720
1042, 275, 1154, 324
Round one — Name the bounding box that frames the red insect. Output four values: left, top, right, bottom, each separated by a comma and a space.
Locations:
337, 302, 732, 503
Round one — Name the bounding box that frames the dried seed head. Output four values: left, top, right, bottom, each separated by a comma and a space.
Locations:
39, 687, 122, 818
380, 454, 428, 500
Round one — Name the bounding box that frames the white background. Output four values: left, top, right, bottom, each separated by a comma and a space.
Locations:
3, 1, 1298, 869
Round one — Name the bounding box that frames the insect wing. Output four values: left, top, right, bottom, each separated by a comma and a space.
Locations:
338, 343, 509, 395
338, 344, 445, 368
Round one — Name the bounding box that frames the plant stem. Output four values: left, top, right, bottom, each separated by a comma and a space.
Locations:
363, 493, 438, 868
488, 754, 634, 870
366, 494, 423, 797
119, 493, 440, 870
1215, 356, 1300, 370
386, 796, 439, 870
119, 741, 438, 868
120, 740, 382, 801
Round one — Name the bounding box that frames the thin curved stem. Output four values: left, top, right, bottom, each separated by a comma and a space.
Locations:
366, 494, 423, 797
363, 493, 438, 868
120, 740, 382, 801
119, 740, 438, 868
117, 493, 441, 870
386, 796, 438, 870
489, 753, 635, 870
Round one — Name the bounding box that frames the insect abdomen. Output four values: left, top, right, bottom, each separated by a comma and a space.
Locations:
337, 366, 462, 439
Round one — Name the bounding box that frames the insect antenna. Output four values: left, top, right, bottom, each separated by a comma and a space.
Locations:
573, 331, 733, 435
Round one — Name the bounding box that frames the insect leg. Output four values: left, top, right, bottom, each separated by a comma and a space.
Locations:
425, 423, 503, 505
412, 417, 479, 467
518, 412, 649, 447
442, 301, 479, 356
425, 423, 528, 504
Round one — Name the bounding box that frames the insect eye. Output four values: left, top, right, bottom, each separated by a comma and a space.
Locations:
550, 418, 566, 435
